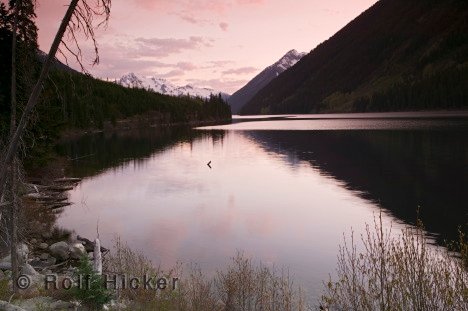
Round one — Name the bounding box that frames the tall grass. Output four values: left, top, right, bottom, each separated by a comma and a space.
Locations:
320, 214, 467, 311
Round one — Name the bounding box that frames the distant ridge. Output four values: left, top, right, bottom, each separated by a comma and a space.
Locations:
241, 0, 468, 114
228, 49, 306, 114
118, 73, 230, 100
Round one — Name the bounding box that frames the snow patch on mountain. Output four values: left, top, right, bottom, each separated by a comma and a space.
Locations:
268, 49, 307, 73
227, 49, 307, 114
118, 73, 229, 99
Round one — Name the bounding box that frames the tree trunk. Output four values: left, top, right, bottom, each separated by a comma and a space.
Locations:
0, 0, 80, 200
9, 0, 19, 293
93, 238, 102, 275
9, 162, 18, 292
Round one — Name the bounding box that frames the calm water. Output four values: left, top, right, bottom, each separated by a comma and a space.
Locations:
56, 112, 468, 301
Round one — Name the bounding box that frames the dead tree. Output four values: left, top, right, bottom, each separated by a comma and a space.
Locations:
0, 0, 111, 291
9, 0, 19, 292
0, 0, 112, 214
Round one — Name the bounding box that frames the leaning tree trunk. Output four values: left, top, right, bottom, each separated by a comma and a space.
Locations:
0, 0, 80, 201
9, 0, 19, 292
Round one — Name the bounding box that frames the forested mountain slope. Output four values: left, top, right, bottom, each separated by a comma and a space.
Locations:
241, 0, 468, 114
228, 50, 305, 114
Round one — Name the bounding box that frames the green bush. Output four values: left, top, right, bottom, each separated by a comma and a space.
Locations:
72, 255, 112, 310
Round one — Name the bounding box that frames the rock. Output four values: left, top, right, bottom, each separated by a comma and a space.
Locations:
77, 235, 108, 253
0, 254, 11, 264
40, 253, 49, 260
49, 300, 77, 310
30, 238, 37, 245
0, 262, 11, 270
49, 241, 69, 261
17, 243, 29, 265
106, 300, 127, 309
15, 297, 76, 310
41, 231, 52, 239
30, 257, 56, 269
69, 243, 86, 260
38, 242, 49, 250
22, 263, 39, 276
0, 300, 27, 311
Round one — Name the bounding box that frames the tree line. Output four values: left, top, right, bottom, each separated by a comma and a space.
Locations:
0, 3, 231, 162
352, 66, 468, 112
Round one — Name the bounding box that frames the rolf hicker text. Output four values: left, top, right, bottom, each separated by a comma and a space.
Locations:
44, 274, 179, 291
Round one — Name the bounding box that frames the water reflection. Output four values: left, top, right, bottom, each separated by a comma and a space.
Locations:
245, 129, 468, 243
55, 115, 468, 301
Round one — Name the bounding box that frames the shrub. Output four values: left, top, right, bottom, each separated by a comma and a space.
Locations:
215, 252, 306, 311
320, 214, 467, 310
104, 238, 306, 310
72, 255, 112, 310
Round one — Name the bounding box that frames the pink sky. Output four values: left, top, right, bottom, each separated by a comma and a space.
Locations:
35, 0, 377, 93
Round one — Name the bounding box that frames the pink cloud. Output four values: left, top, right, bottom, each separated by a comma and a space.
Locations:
222, 66, 257, 75
159, 69, 185, 78
176, 61, 197, 71
134, 36, 213, 57
132, 0, 265, 16
236, 0, 264, 4
219, 22, 229, 31
187, 78, 248, 93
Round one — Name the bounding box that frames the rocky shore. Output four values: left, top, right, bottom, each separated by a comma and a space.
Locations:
0, 177, 115, 310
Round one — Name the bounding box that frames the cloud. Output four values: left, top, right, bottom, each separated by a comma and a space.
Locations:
159, 69, 185, 78
222, 66, 257, 75
132, 0, 265, 23
132, 0, 174, 10
235, 0, 264, 4
176, 62, 198, 71
83, 41, 200, 79
219, 22, 229, 31
134, 36, 213, 58
187, 78, 249, 93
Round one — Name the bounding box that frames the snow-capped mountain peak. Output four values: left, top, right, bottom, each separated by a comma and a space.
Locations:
270, 49, 307, 71
227, 49, 307, 113
117, 73, 230, 99
118, 72, 144, 89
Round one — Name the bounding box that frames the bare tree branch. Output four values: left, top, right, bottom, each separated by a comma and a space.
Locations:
0, 0, 112, 202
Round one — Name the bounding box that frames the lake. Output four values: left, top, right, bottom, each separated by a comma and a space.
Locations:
55, 111, 468, 302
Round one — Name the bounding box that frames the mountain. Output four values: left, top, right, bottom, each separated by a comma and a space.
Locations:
241, 0, 468, 115
37, 50, 78, 73
118, 73, 230, 100
228, 49, 306, 114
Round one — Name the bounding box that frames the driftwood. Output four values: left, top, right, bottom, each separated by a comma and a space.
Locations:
77, 235, 109, 253
49, 202, 72, 209
25, 183, 74, 193
22, 179, 77, 210
53, 177, 82, 183
24, 193, 67, 201
47, 185, 74, 192
37, 196, 68, 204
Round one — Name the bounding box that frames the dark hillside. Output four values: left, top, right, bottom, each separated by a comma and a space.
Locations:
241, 0, 468, 114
